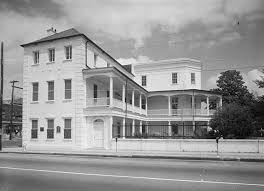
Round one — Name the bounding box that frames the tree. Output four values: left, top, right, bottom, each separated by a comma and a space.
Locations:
211, 70, 253, 106
255, 69, 264, 88
210, 103, 254, 139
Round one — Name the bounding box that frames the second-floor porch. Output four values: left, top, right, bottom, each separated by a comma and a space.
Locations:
147, 90, 222, 118
83, 67, 148, 116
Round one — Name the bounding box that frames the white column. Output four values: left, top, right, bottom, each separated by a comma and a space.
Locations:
192, 94, 195, 115
168, 121, 172, 136
192, 121, 195, 133
139, 120, 142, 134
122, 84, 125, 110
168, 96, 171, 116
109, 76, 113, 107
122, 118, 126, 139
139, 94, 142, 114
146, 122, 149, 134
132, 90, 135, 112
145, 95, 148, 115
109, 116, 113, 147
206, 96, 210, 116
132, 119, 135, 136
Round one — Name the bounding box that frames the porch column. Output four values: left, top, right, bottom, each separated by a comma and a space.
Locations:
139, 94, 142, 114
192, 121, 195, 134
122, 118, 126, 139
168, 121, 172, 136
168, 96, 171, 116
192, 94, 195, 116
219, 96, 223, 107
139, 120, 142, 134
109, 76, 113, 107
122, 84, 125, 110
145, 95, 148, 115
109, 116, 113, 140
132, 119, 135, 136
132, 90, 135, 112
206, 96, 210, 116
146, 122, 149, 134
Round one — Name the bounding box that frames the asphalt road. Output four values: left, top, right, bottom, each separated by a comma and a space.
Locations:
0, 153, 264, 191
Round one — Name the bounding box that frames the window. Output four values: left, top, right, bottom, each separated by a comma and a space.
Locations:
172, 73, 178, 84
93, 84, 98, 99
141, 75, 147, 86
47, 81, 54, 100
64, 118, 72, 139
31, 120, 38, 139
191, 73, 195, 84
141, 97, 146, 110
94, 54, 98, 67
33, 51, 39, 64
64, 79, 72, 99
32, 82, 39, 101
47, 119, 54, 139
48, 48, 55, 62
56, 126, 61, 133
65, 46, 72, 60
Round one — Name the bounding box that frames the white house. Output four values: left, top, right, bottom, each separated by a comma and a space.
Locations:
21, 28, 222, 151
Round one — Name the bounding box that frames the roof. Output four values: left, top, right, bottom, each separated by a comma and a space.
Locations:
21, 28, 82, 47
21, 28, 133, 76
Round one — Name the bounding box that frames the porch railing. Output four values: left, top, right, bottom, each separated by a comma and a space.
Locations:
148, 109, 216, 117
86, 97, 110, 107
113, 98, 123, 109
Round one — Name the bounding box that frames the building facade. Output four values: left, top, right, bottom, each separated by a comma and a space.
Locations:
21, 28, 221, 150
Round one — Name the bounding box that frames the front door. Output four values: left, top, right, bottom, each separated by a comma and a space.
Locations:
94, 120, 104, 148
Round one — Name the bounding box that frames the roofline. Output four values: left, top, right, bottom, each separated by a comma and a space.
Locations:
135, 58, 202, 66
82, 67, 148, 93
20, 32, 134, 77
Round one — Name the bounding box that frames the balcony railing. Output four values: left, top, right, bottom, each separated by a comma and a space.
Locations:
148, 109, 216, 117
86, 97, 145, 115
86, 97, 110, 107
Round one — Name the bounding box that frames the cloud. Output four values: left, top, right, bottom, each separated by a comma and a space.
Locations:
206, 74, 220, 89
117, 55, 153, 65
0, 10, 69, 98
242, 69, 264, 96
52, 0, 264, 48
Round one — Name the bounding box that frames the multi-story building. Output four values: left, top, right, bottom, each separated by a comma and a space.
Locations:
21, 28, 221, 150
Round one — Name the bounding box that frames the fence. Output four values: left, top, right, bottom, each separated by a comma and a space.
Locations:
112, 122, 264, 139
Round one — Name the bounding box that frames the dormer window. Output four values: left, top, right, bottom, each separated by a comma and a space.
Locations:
65, 46, 72, 60
33, 51, 39, 64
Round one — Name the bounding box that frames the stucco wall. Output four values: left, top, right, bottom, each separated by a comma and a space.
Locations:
110, 139, 264, 153
22, 36, 87, 148
133, 63, 201, 91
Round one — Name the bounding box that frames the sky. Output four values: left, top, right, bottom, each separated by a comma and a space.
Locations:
0, 0, 264, 99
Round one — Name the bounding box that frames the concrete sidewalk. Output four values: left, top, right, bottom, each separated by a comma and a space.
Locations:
1, 147, 264, 162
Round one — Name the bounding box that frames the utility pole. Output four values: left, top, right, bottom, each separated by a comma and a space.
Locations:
9, 80, 19, 140
0, 42, 3, 151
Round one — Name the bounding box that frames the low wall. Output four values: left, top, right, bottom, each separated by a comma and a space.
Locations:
111, 139, 264, 153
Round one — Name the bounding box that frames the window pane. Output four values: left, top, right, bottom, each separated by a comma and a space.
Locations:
49, 49, 55, 62
32, 83, 38, 101
64, 119, 71, 129
48, 119, 54, 129
31, 120, 38, 139
191, 73, 195, 84
34, 51, 39, 64
65, 80, 72, 99
48, 81, 54, 100
142, 76, 146, 86
172, 73, 177, 84
65, 46, 72, 60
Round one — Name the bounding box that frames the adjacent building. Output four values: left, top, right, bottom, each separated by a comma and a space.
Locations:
21, 28, 222, 150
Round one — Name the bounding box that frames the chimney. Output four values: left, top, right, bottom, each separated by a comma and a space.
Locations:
46, 27, 57, 36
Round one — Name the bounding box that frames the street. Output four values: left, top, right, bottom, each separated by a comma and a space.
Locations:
0, 153, 264, 191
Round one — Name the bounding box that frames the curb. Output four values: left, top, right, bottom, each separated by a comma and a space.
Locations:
1, 151, 264, 162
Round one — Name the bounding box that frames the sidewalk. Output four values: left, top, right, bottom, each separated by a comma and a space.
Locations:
1, 147, 264, 162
